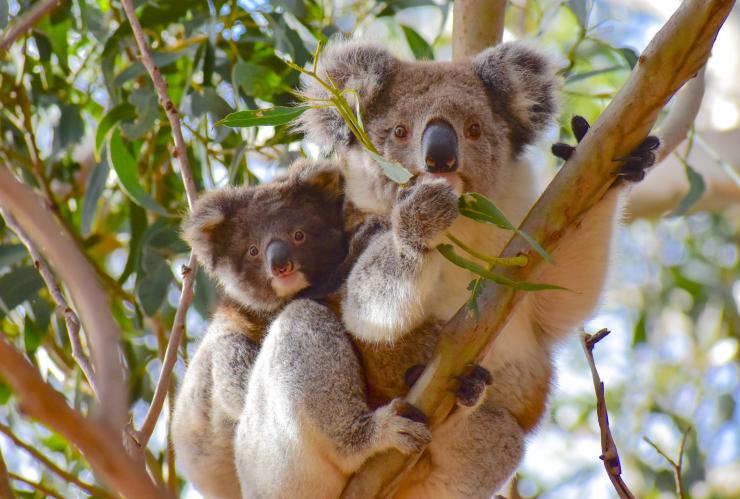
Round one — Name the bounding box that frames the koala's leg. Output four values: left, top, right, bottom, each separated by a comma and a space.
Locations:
236, 299, 431, 499
395, 399, 524, 499
343, 180, 459, 343
173, 330, 258, 499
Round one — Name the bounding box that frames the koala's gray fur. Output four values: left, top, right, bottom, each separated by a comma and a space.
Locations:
173, 159, 430, 499
293, 38, 628, 498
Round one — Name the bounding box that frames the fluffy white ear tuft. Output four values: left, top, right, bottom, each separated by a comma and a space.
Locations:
472, 41, 560, 156
294, 38, 399, 151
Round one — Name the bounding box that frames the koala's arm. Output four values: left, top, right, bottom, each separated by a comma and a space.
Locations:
343, 180, 458, 343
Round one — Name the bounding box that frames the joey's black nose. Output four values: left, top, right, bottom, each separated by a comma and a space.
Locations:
266, 240, 294, 276
422, 120, 458, 173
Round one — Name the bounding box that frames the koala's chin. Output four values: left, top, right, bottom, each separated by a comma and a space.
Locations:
270, 270, 310, 298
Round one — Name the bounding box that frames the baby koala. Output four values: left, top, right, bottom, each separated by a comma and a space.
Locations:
172, 159, 430, 499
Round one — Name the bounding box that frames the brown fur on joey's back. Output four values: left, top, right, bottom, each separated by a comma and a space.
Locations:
181, 160, 348, 314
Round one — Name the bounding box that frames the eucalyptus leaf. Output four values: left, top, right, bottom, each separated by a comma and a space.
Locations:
0, 266, 45, 313
217, 106, 308, 128
671, 164, 706, 217
401, 25, 434, 60
0, 244, 29, 268
95, 103, 137, 159
82, 159, 111, 236
108, 129, 173, 217
369, 152, 413, 184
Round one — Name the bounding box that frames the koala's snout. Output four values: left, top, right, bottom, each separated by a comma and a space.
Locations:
422, 120, 458, 173
266, 240, 295, 277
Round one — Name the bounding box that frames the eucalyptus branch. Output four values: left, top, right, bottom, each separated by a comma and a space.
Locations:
0, 423, 109, 498
581, 329, 636, 499
0, 336, 167, 498
119, 0, 201, 451
0, 0, 62, 53
655, 66, 707, 163
452, 0, 507, 60
0, 448, 11, 499
8, 473, 62, 499
341, 1, 735, 495
643, 426, 692, 499
0, 208, 98, 397
0, 165, 127, 430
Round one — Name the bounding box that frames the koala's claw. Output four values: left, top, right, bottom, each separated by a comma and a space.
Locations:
404, 364, 426, 388
454, 364, 492, 408
384, 399, 432, 454
552, 115, 660, 183
612, 135, 659, 183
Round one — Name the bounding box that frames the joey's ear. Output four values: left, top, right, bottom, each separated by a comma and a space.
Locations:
295, 39, 399, 151
290, 159, 344, 200
473, 42, 559, 155
181, 187, 249, 272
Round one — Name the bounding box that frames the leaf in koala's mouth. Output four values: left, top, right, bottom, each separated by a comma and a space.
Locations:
369, 152, 413, 184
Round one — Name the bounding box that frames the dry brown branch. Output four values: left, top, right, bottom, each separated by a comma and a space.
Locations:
341, 1, 735, 496
9, 473, 63, 499
0, 423, 110, 498
0, 165, 127, 430
0, 336, 167, 498
0, 0, 61, 53
0, 208, 98, 397
452, 0, 507, 60
0, 448, 12, 499
118, 0, 200, 451
643, 426, 692, 498
581, 329, 636, 499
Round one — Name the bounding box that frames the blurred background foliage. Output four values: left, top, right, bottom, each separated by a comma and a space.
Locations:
0, 0, 738, 497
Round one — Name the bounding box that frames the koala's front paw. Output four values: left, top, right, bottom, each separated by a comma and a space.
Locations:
453, 364, 493, 408
377, 399, 432, 455
552, 115, 660, 184
393, 179, 459, 251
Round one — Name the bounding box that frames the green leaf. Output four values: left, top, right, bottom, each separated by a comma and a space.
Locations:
617, 47, 639, 69
186, 88, 233, 122
82, 159, 111, 236
0, 380, 10, 405
466, 278, 487, 320
459, 192, 515, 230
217, 106, 308, 128
53, 104, 85, 152
568, 0, 592, 28
120, 87, 158, 140
401, 25, 434, 60
233, 61, 283, 98
670, 164, 706, 217
459, 193, 554, 263
95, 103, 137, 160
118, 202, 147, 284
0, 0, 8, 30
632, 312, 647, 346
108, 129, 173, 217
0, 266, 44, 313
32, 31, 52, 62
23, 315, 46, 355
369, 152, 413, 184
565, 65, 623, 83
136, 254, 174, 316
437, 245, 565, 291
114, 51, 182, 86
0, 244, 28, 268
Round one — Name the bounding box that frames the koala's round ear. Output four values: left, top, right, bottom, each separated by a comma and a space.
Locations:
181, 188, 249, 272
294, 39, 399, 151
473, 42, 559, 156
290, 159, 344, 199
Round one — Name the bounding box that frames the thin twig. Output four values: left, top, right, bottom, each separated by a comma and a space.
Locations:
118, 0, 200, 451
580, 329, 636, 499
0, 335, 167, 498
0, 447, 12, 499
0, 209, 98, 397
643, 425, 692, 499
8, 473, 62, 499
0, 165, 128, 431
0, 0, 61, 53
0, 423, 110, 498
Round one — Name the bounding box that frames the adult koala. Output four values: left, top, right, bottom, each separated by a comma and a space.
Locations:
295, 39, 655, 497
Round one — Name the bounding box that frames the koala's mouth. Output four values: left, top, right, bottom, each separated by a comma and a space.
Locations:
271, 269, 309, 298
417, 172, 464, 195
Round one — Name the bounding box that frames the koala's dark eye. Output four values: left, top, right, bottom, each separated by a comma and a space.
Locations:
466, 123, 482, 140
293, 230, 305, 244
393, 125, 408, 139
248, 245, 259, 257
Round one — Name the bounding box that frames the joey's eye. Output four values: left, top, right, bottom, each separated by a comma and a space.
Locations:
248, 245, 259, 257
293, 230, 305, 244
466, 123, 481, 139
393, 125, 408, 139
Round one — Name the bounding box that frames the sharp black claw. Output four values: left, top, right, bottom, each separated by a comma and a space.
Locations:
571, 115, 590, 142
635, 135, 660, 152
551, 142, 575, 161
404, 364, 426, 388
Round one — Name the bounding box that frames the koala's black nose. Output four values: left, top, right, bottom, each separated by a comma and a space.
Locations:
266, 240, 294, 276
422, 120, 458, 173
